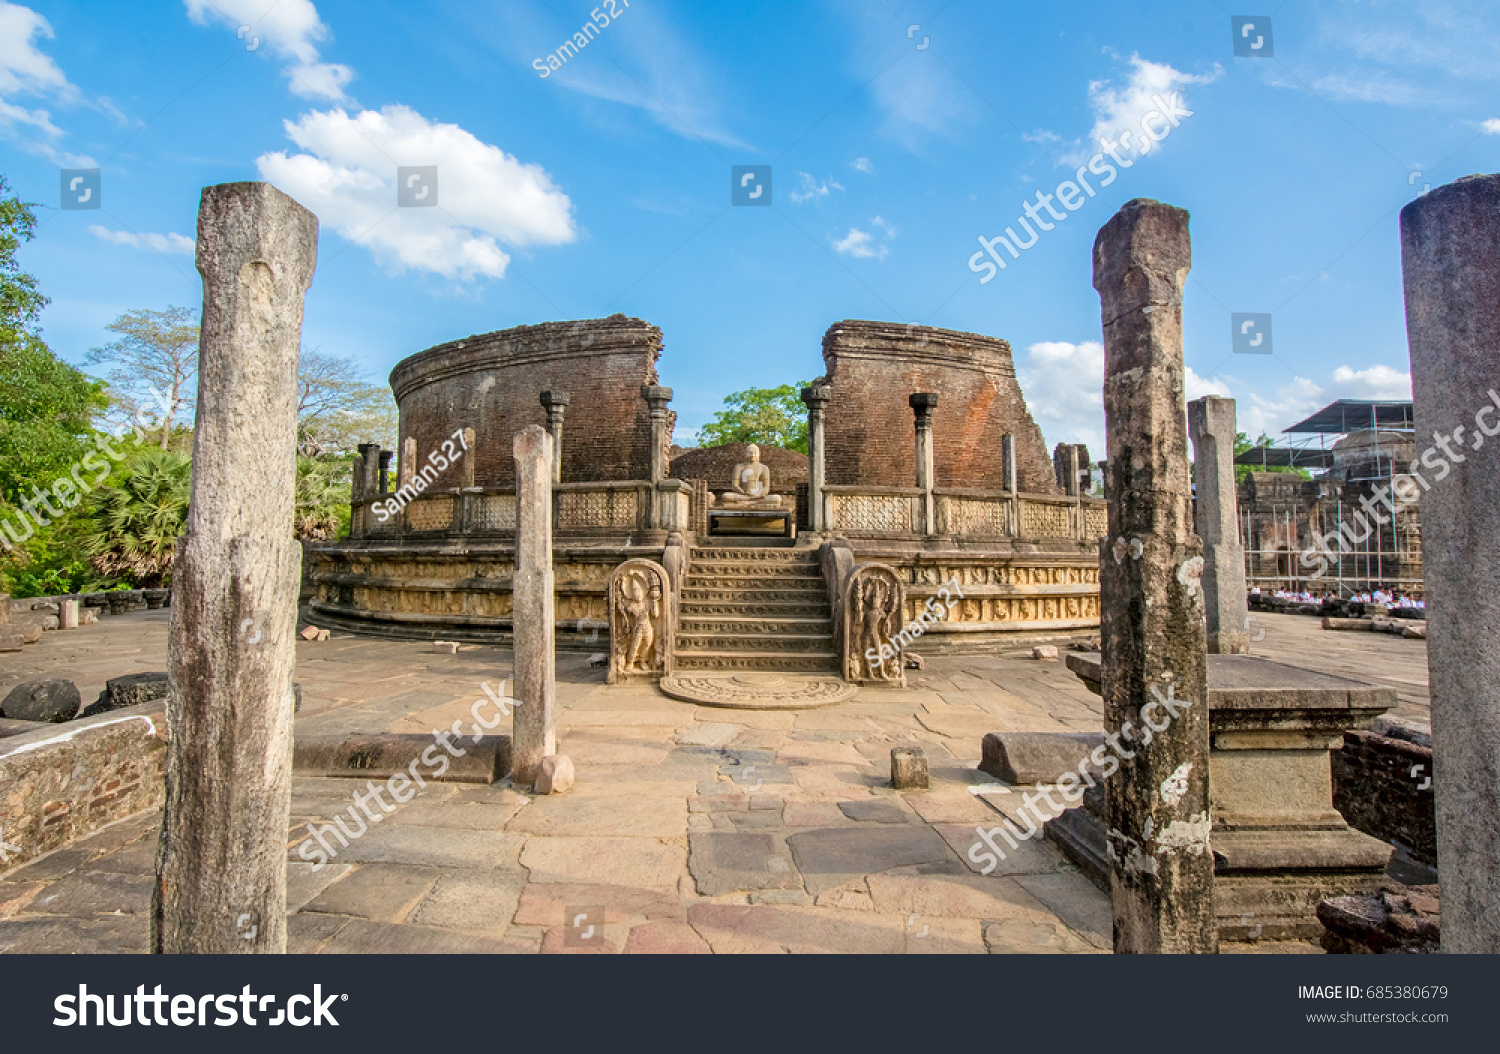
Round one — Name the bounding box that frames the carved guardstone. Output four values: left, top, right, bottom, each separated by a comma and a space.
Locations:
841, 562, 907, 688
607, 558, 674, 684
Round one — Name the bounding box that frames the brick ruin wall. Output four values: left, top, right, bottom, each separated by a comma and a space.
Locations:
819, 320, 1058, 493
389, 315, 670, 490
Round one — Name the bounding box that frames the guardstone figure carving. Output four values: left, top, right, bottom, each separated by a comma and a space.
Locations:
842, 562, 906, 687
607, 558, 674, 684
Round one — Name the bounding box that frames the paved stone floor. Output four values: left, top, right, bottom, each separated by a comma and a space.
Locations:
0, 607, 1429, 953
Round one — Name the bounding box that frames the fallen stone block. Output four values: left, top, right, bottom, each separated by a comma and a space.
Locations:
1322, 616, 1373, 631
903, 653, 924, 670
79, 607, 99, 626
1, 678, 81, 723
293, 732, 511, 784
890, 746, 928, 789
587, 652, 607, 667
299, 624, 322, 641
80, 672, 169, 720
39, 615, 59, 631
60, 599, 78, 630
432, 640, 460, 654
534, 754, 575, 794
19, 623, 42, 644
0, 631, 23, 653
1319, 883, 1439, 954
980, 731, 1104, 785
1031, 644, 1060, 660
1401, 624, 1427, 640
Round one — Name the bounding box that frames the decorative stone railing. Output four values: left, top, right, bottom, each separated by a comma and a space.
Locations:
822, 484, 1106, 541
352, 479, 692, 540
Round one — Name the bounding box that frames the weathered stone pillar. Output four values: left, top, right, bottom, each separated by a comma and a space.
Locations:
641, 385, 673, 531
1401, 173, 1500, 953
512, 425, 556, 786
540, 390, 569, 486
461, 428, 476, 489
910, 393, 938, 535
400, 437, 416, 490
1093, 197, 1216, 954
1002, 433, 1018, 492
378, 451, 392, 494
352, 442, 381, 537
1188, 396, 1250, 655
60, 597, 78, 630
801, 384, 830, 532
153, 182, 317, 955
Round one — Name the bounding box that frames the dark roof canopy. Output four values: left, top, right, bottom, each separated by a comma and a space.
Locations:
1233, 447, 1337, 469
1283, 399, 1414, 434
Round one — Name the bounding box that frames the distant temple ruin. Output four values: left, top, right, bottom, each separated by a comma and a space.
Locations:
308, 316, 1107, 666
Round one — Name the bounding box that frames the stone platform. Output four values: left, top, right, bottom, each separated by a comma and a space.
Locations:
1, 607, 1422, 954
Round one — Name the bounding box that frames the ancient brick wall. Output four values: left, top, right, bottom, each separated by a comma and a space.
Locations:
389, 315, 670, 489
820, 321, 1058, 493
669, 443, 808, 495
1332, 728, 1436, 865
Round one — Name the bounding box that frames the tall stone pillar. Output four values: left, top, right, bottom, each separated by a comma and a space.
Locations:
1188, 396, 1250, 655
512, 425, 556, 786
801, 384, 830, 532
378, 451, 392, 494
352, 442, 381, 538
461, 428, 476, 488
400, 437, 416, 490
1002, 433, 1018, 492
1093, 197, 1216, 954
153, 182, 317, 954
910, 393, 938, 535
641, 385, 673, 531
540, 390, 569, 486
1401, 173, 1500, 952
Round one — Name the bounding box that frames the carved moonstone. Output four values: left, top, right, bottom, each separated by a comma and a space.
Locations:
606, 558, 674, 684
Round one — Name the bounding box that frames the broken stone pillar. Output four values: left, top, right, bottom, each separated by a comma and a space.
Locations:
1401, 173, 1500, 953
1093, 197, 1216, 954
153, 182, 317, 954
512, 425, 556, 786
910, 393, 938, 535
801, 384, 830, 532
60, 598, 78, 630
540, 390, 569, 486
378, 450, 392, 494
352, 442, 381, 537
1188, 396, 1250, 655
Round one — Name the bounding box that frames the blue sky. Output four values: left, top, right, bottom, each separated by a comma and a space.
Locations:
3, 0, 1498, 452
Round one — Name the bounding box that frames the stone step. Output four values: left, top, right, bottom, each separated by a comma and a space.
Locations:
685, 564, 823, 580
690, 548, 817, 563
677, 600, 831, 618
678, 616, 833, 636
682, 577, 825, 593
674, 651, 840, 672
676, 632, 835, 654
679, 590, 829, 609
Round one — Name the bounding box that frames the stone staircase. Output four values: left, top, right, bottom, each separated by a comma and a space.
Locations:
674, 546, 839, 673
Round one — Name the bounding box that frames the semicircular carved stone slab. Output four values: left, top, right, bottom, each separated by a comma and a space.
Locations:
659, 674, 856, 710
606, 558, 673, 684
842, 562, 907, 688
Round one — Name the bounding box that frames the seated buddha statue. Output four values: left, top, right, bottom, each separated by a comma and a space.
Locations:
715, 444, 783, 508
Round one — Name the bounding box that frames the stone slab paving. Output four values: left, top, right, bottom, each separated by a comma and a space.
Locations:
0, 607, 1414, 953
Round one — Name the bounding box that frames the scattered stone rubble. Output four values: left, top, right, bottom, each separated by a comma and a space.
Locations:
1319, 883, 1440, 954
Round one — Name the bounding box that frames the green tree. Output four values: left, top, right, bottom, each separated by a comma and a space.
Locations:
85, 306, 200, 448
1234, 431, 1313, 484
696, 382, 811, 453
294, 454, 352, 540
0, 175, 47, 348
78, 449, 192, 587
296, 348, 399, 456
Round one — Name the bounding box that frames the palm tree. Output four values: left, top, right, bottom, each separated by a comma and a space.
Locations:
79, 448, 191, 587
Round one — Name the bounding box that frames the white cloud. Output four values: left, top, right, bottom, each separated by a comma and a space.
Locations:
1062, 55, 1219, 166
1483, 118, 1500, 134
255, 105, 576, 280
185, 0, 353, 101
833, 217, 894, 261
1329, 364, 1412, 401
87, 225, 194, 255
1017, 340, 1105, 453
0, 2, 93, 165
789, 172, 844, 205
851, 157, 873, 173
